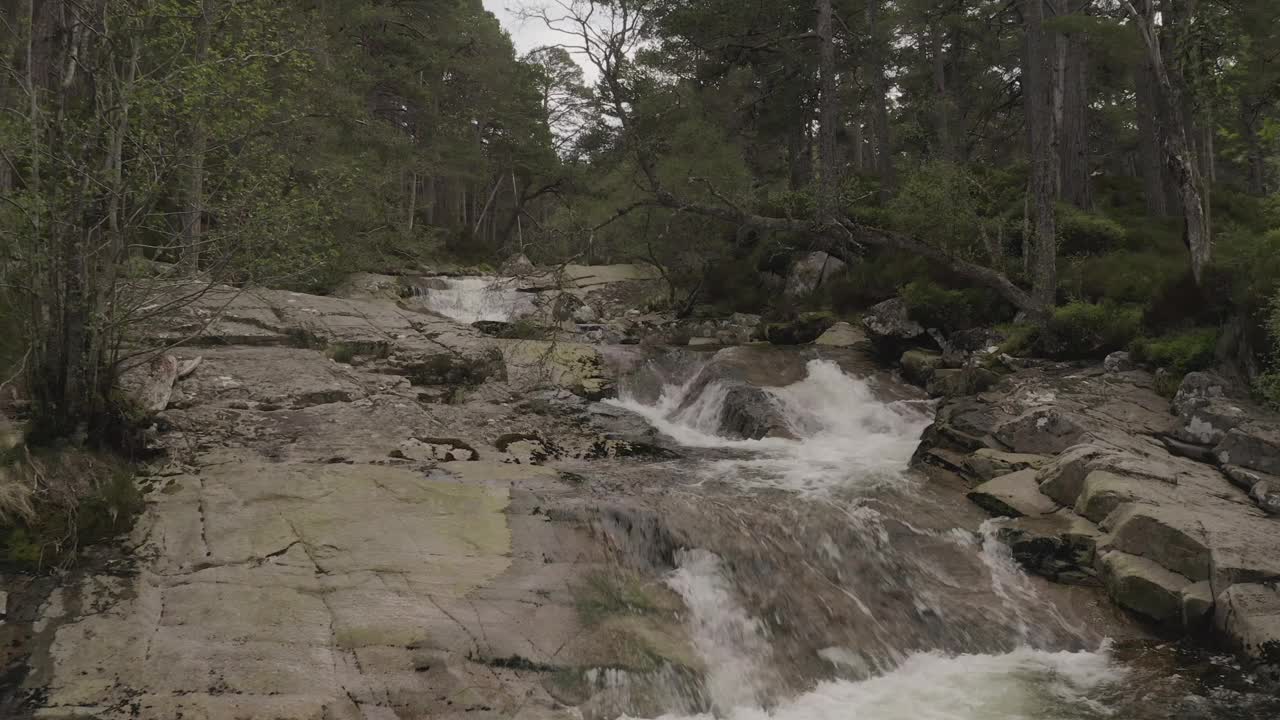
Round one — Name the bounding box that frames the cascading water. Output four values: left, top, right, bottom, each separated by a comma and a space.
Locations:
607, 358, 932, 494
411, 276, 535, 323
607, 349, 1181, 720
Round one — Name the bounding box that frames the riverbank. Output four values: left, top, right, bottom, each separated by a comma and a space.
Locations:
0, 267, 1277, 718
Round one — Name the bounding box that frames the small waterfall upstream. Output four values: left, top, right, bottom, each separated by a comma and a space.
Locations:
607, 350, 1143, 720
409, 276, 535, 323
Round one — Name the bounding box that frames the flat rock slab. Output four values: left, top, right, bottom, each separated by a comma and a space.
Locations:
968, 469, 1059, 517
813, 322, 866, 347
30, 458, 520, 717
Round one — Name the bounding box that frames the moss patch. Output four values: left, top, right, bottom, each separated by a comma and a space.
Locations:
0, 447, 141, 572
1130, 328, 1220, 375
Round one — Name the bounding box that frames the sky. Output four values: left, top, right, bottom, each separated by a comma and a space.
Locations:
482, 0, 600, 83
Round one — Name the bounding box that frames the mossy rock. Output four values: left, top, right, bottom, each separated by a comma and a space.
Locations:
900, 350, 944, 387
764, 312, 837, 345
927, 367, 1000, 398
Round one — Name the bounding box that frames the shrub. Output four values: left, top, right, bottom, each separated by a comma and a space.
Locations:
1059, 250, 1184, 306
0, 447, 141, 571
1258, 291, 1280, 409
901, 280, 973, 331
1130, 328, 1220, 374
900, 280, 1010, 333
997, 323, 1039, 357
1036, 302, 1142, 359
1215, 227, 1280, 312
1142, 265, 1237, 333
826, 251, 930, 314
1057, 204, 1127, 255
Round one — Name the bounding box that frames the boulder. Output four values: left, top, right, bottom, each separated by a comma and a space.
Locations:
964, 449, 1049, 482
968, 469, 1059, 517
949, 327, 1006, 354
1214, 422, 1280, 476
993, 408, 1087, 455
551, 292, 586, 322
719, 385, 794, 440
120, 354, 180, 413
1099, 550, 1191, 624
1214, 583, 1280, 682
996, 513, 1101, 585
1221, 465, 1280, 516
1172, 371, 1249, 445
390, 344, 506, 387
814, 321, 865, 347
926, 367, 998, 398
784, 251, 847, 296
1104, 351, 1135, 373
573, 304, 600, 323
861, 298, 926, 354
499, 253, 536, 275
899, 350, 943, 387
764, 312, 837, 345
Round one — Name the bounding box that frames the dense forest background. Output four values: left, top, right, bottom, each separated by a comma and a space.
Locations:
2, 0, 1280, 441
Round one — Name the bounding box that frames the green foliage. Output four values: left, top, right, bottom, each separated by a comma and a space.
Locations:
900, 280, 1004, 333
1059, 251, 1185, 305
1214, 227, 1280, 311
825, 252, 930, 314
0, 448, 141, 572
1057, 204, 1127, 255
887, 161, 1004, 263
1130, 328, 1221, 374
997, 323, 1040, 357
1258, 292, 1280, 409
1154, 370, 1186, 399
1037, 302, 1143, 359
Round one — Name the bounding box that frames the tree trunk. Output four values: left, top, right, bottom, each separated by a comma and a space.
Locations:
1024, 0, 1058, 312
932, 31, 957, 160
1058, 0, 1091, 209
787, 120, 808, 191
1134, 54, 1168, 216
1130, 0, 1210, 282
182, 0, 213, 273
815, 0, 838, 219
1242, 107, 1267, 195
865, 0, 894, 196
406, 171, 417, 231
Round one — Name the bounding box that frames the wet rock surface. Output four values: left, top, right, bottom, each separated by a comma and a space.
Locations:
5, 271, 1279, 718
2, 274, 704, 720
921, 362, 1280, 683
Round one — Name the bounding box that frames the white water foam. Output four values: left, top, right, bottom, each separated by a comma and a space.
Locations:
616, 359, 1125, 720
635, 644, 1125, 720
607, 359, 932, 493
416, 276, 535, 323
666, 549, 773, 712
648, 547, 1123, 720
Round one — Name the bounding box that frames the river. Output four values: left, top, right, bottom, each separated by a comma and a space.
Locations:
592, 346, 1278, 720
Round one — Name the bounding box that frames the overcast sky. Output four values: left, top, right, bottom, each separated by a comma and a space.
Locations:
482, 0, 600, 83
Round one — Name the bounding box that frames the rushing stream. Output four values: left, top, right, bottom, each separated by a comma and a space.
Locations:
604, 348, 1277, 720
410, 276, 535, 323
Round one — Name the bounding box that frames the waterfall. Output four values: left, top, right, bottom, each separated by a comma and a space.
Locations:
612, 355, 1129, 720
412, 276, 535, 323
606, 358, 933, 493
